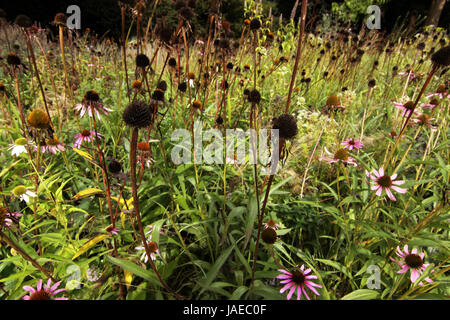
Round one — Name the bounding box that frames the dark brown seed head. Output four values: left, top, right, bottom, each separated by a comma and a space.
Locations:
54, 13, 66, 26
122, 100, 152, 128
7, 52, 21, 66
136, 54, 150, 68
248, 89, 261, 104
368, 79, 376, 88
250, 18, 261, 31
261, 227, 277, 245
157, 81, 168, 92
168, 57, 177, 68
108, 159, 122, 174
178, 82, 187, 92
14, 14, 32, 28
152, 88, 165, 101
431, 45, 450, 67
272, 114, 298, 140
84, 90, 100, 102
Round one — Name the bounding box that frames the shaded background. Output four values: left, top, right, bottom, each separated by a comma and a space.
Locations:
0, 0, 448, 41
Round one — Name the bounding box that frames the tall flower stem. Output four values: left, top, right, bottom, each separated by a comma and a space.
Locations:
0, 230, 55, 282
284, 0, 308, 114
384, 64, 438, 168
58, 25, 73, 104
129, 128, 182, 299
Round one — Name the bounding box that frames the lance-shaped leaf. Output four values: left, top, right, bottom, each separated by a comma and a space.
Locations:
73, 188, 105, 200
72, 234, 110, 260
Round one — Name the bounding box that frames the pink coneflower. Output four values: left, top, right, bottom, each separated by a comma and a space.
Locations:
75, 90, 112, 119
276, 265, 322, 300
73, 130, 103, 148
39, 137, 65, 154
392, 245, 433, 285
410, 113, 437, 131
320, 147, 357, 167
106, 225, 120, 235
426, 84, 448, 99
366, 167, 407, 201
136, 240, 160, 263
341, 138, 363, 150
264, 219, 279, 230
420, 97, 440, 109
393, 101, 418, 117
0, 207, 13, 228
22, 279, 68, 300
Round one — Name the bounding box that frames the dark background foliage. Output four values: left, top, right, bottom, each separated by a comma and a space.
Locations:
0, 0, 448, 41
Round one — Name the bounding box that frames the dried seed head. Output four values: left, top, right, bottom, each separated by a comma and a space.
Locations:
157, 80, 168, 92
178, 82, 187, 92
431, 45, 450, 67
152, 88, 165, 101
122, 100, 152, 128
136, 54, 150, 68
168, 57, 177, 68
54, 13, 66, 26
84, 90, 100, 102
368, 79, 376, 88
179, 6, 194, 21
261, 227, 277, 245
250, 18, 261, 31
248, 89, 261, 104
192, 100, 202, 109
272, 114, 298, 140
27, 109, 50, 129
132, 79, 142, 89
108, 159, 122, 174
14, 14, 32, 28
215, 116, 223, 125
7, 52, 21, 66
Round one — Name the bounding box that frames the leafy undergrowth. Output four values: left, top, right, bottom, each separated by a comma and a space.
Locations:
0, 2, 449, 300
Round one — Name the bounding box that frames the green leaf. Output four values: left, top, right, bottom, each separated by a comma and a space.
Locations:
341, 289, 380, 300
105, 256, 161, 287
199, 243, 235, 294
72, 234, 110, 260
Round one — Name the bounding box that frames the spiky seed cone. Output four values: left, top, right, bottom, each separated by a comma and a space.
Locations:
168, 57, 177, 68
261, 227, 277, 245
272, 114, 298, 140
219, 39, 230, 50
14, 14, 32, 28
250, 18, 261, 31
84, 90, 100, 102
368, 79, 376, 88
326, 94, 340, 106
152, 89, 165, 101
157, 81, 168, 92
178, 82, 187, 92
136, 54, 150, 68
108, 159, 122, 174
132, 80, 142, 89
179, 6, 194, 20
7, 52, 21, 66
215, 116, 223, 125
431, 45, 450, 67
192, 100, 201, 109
27, 109, 50, 129
54, 13, 66, 26
248, 89, 261, 104
122, 100, 152, 128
